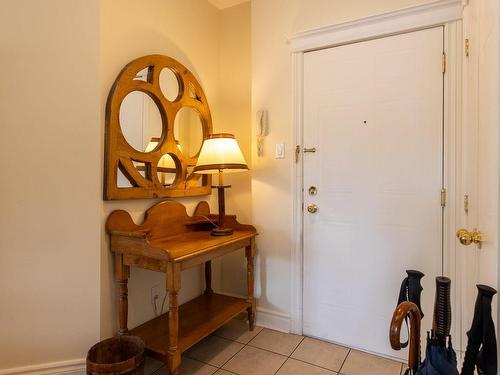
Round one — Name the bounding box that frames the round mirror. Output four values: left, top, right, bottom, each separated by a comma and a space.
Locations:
174, 107, 204, 157
159, 68, 180, 102
157, 154, 177, 186
119, 91, 163, 152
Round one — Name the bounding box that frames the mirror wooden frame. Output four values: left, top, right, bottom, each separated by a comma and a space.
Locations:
104, 54, 212, 200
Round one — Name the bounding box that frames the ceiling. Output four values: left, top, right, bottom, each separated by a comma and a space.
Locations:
207, 0, 249, 10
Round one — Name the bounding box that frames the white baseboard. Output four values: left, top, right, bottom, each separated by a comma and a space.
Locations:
0, 296, 291, 375
256, 307, 291, 333
4, 297, 289, 375
217, 291, 291, 333
0, 359, 86, 375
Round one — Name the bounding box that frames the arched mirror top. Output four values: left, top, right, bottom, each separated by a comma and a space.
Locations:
104, 54, 212, 200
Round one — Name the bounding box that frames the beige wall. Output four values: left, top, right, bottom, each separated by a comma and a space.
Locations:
100, 0, 220, 339
100, 0, 252, 338
215, 2, 253, 297
0, 0, 251, 370
251, 0, 437, 323
0, 0, 101, 369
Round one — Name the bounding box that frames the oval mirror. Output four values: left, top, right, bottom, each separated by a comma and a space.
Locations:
157, 154, 177, 186
174, 107, 204, 158
159, 68, 180, 102
119, 91, 163, 152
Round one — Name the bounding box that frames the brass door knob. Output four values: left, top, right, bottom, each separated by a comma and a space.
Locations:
457, 228, 482, 247
307, 204, 318, 213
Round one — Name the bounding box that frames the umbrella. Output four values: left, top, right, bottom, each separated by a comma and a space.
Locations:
417, 334, 458, 375
416, 277, 459, 375
390, 301, 422, 374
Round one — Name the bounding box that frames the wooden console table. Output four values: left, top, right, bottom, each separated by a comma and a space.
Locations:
106, 200, 257, 375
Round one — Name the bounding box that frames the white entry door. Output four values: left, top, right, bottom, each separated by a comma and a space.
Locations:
459, 0, 499, 354
302, 27, 445, 359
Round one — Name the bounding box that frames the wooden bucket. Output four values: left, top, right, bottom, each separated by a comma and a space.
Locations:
87, 335, 145, 375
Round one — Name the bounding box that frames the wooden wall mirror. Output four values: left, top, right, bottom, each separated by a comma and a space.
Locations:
104, 54, 212, 200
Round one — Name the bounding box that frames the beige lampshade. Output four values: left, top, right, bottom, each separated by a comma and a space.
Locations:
193, 133, 248, 174
145, 138, 182, 153
144, 138, 180, 169
144, 138, 160, 153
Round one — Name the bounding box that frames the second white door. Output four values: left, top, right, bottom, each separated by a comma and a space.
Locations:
303, 27, 445, 359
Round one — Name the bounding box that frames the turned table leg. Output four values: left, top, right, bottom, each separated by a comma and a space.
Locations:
115, 254, 130, 335
166, 263, 181, 375
205, 261, 213, 294
245, 239, 256, 331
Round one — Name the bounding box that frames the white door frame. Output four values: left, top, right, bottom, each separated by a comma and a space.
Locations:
290, 0, 464, 342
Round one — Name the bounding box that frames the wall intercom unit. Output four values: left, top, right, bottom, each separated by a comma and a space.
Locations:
257, 109, 269, 157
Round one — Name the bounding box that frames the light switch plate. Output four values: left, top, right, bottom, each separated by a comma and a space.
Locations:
275, 143, 285, 159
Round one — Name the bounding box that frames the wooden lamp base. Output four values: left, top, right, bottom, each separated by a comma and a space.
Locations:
211, 226, 234, 236
212, 184, 233, 236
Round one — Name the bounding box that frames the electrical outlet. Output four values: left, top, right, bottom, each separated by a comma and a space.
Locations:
151, 284, 161, 305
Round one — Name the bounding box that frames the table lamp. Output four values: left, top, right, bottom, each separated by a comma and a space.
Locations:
193, 133, 248, 236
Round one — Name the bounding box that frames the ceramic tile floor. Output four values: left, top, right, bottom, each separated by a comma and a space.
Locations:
144, 314, 407, 375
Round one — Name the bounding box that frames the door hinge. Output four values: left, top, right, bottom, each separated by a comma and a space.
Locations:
442, 52, 447, 74
465, 39, 470, 57
441, 188, 447, 208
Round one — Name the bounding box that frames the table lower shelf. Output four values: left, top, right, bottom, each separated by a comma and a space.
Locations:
130, 292, 251, 359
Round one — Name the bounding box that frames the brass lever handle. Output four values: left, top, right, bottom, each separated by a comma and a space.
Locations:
456, 228, 482, 248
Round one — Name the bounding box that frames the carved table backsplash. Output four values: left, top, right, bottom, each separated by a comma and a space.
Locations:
106, 200, 257, 375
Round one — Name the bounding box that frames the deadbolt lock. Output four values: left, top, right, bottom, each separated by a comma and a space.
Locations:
307, 204, 318, 214
456, 228, 482, 248
308, 186, 317, 196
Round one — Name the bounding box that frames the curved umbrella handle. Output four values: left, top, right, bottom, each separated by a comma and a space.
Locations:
390, 301, 421, 373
